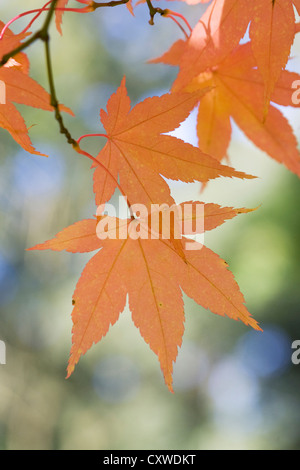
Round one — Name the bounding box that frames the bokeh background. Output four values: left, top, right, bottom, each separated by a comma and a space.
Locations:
0, 0, 300, 450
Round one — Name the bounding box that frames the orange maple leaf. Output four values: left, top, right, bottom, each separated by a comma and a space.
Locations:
0, 21, 29, 62
55, 0, 70, 34
249, 0, 299, 116
89, 77, 254, 211
0, 21, 74, 156
28, 201, 261, 391
152, 42, 300, 177
171, 0, 299, 114
172, 0, 252, 91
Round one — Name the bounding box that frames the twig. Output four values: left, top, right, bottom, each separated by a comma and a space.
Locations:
44, 36, 77, 145
92, 0, 130, 9
145, 0, 167, 25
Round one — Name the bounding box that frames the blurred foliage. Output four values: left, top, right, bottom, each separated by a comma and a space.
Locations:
0, 0, 299, 450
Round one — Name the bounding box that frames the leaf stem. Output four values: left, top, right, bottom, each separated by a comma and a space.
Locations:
21, 1, 54, 36
74, 145, 135, 218
166, 15, 189, 39
165, 10, 193, 35
77, 133, 109, 145
0, 3, 51, 40
44, 35, 134, 216
45, 34, 133, 216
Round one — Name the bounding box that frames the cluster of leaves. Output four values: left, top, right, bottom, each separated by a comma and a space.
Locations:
0, 0, 299, 391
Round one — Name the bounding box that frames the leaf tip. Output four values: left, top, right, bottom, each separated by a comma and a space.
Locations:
121, 75, 127, 88
246, 316, 263, 332
236, 204, 261, 215
26, 244, 41, 251
166, 379, 174, 394
66, 363, 75, 379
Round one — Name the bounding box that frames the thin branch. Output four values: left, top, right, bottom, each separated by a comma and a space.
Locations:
43, 29, 134, 216
42, 22, 133, 215
0, 0, 128, 67
0, 33, 38, 67
92, 0, 130, 9
0, 0, 136, 217
145, 0, 167, 25
44, 36, 77, 145
44, 39, 132, 212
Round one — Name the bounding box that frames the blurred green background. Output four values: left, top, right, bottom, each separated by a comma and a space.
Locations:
0, 0, 300, 450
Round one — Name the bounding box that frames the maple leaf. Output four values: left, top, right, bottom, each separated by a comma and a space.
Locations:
171, 0, 299, 115
152, 42, 300, 177
28, 201, 261, 391
90, 77, 254, 211
249, 0, 298, 116
0, 21, 29, 62
0, 21, 74, 156
172, 0, 253, 91
55, 0, 71, 35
